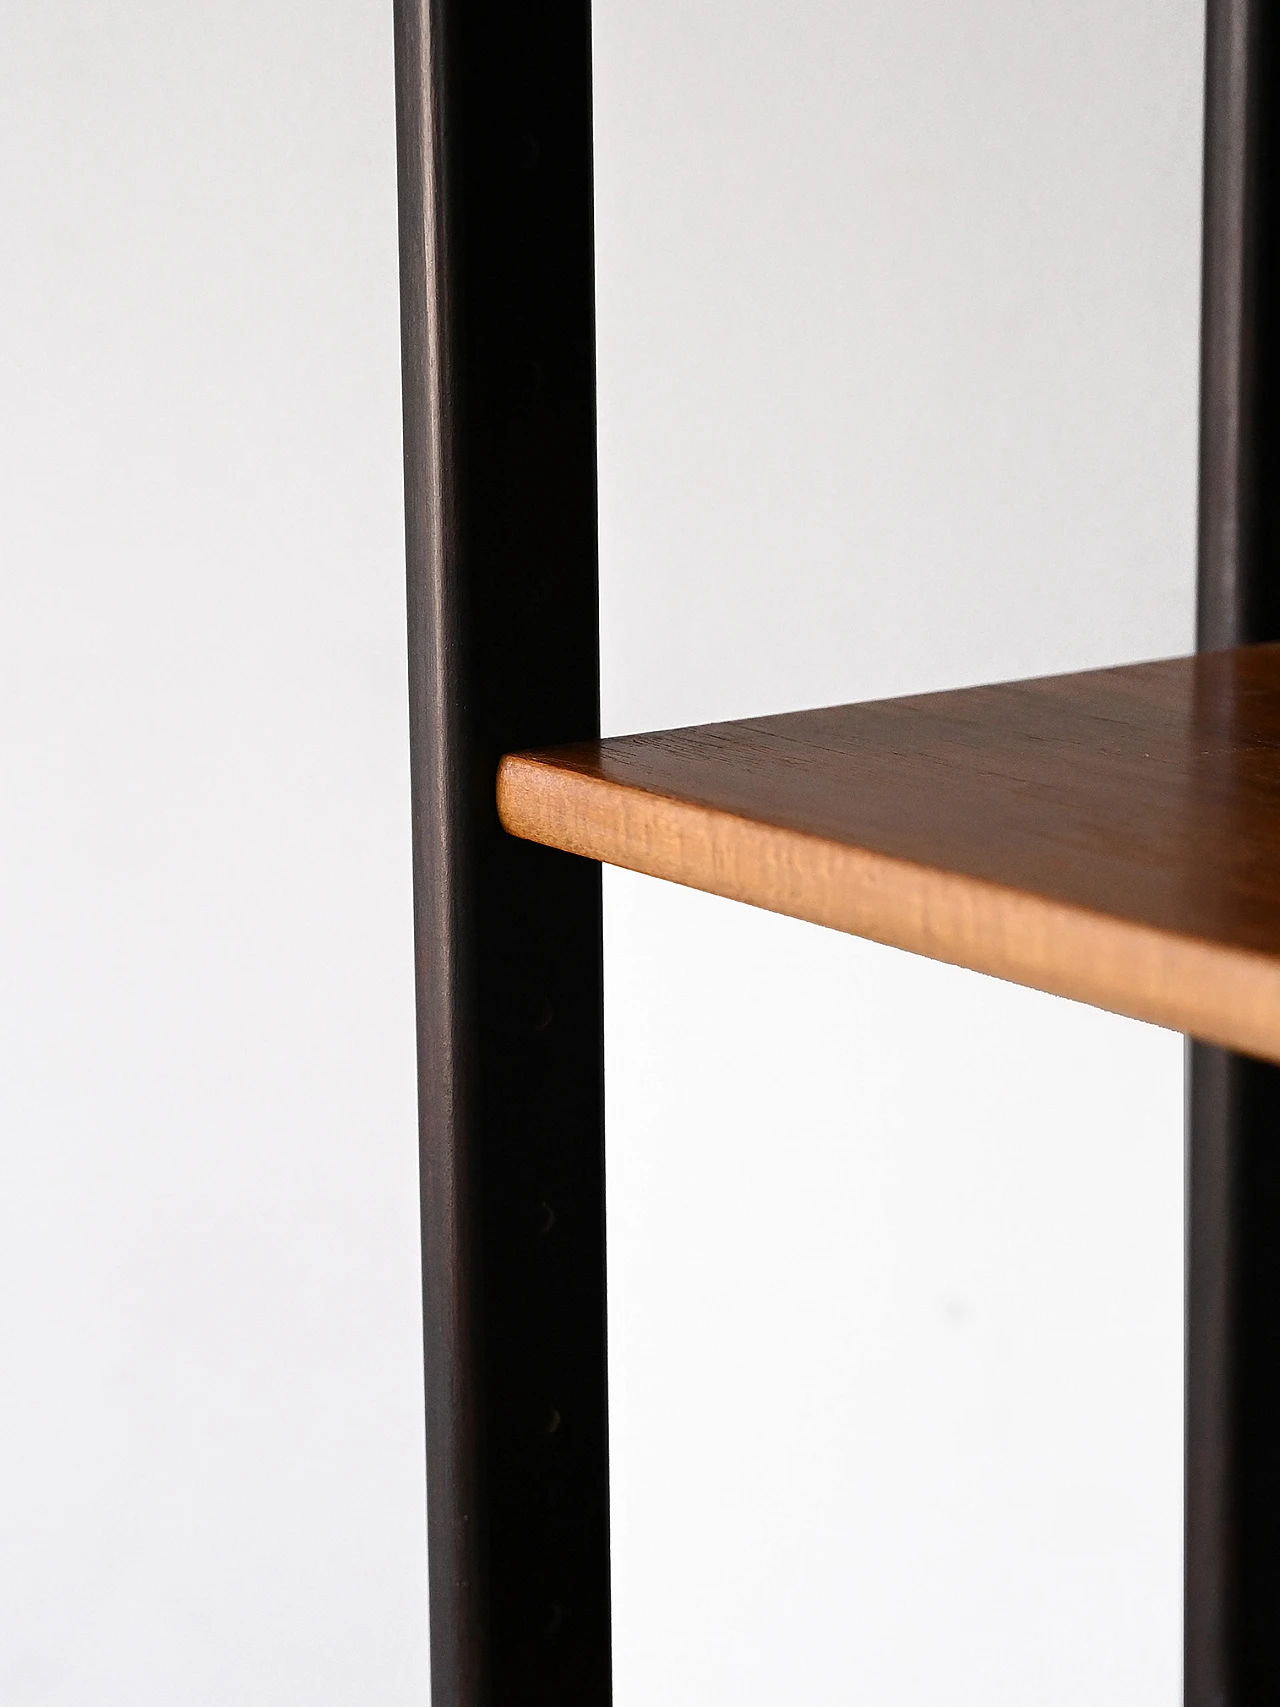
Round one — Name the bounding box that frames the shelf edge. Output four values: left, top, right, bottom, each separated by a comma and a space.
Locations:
497, 751, 1280, 1063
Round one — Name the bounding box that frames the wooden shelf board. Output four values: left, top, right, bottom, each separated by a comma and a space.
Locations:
497, 645, 1280, 1063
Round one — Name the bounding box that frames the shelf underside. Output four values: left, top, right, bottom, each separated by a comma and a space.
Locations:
497, 645, 1280, 1063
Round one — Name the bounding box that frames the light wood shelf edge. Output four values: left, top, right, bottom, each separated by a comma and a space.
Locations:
497, 751, 1280, 1064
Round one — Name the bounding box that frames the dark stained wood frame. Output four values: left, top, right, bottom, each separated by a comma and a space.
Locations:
396, 1, 1280, 1702
1188, 4, 1280, 1701
394, 2, 610, 1702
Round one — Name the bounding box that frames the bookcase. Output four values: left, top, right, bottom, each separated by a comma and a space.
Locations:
394, 2, 1280, 1699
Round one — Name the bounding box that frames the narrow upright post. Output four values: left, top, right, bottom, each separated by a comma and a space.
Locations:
393, 2, 611, 1703
1189, 3, 1280, 1701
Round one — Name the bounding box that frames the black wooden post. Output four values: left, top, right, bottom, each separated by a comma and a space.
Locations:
1189, 3, 1280, 1701
393, 1, 611, 1702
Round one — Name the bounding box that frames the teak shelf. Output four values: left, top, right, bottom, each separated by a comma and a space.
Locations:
498, 646, 1280, 1064
394, 0, 1280, 1701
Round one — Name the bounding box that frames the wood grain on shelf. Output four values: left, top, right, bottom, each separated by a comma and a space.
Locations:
497, 645, 1280, 1062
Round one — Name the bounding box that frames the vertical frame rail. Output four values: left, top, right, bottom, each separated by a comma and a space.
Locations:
394, 2, 611, 1703
1190, 2, 1280, 1701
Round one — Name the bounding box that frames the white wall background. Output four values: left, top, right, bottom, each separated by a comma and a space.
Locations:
0, 4, 426, 1702
0, 0, 1202, 1703
593, 2, 1201, 1705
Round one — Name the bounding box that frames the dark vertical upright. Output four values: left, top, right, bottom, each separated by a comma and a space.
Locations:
1190, 4, 1280, 1702
393, 2, 610, 1704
